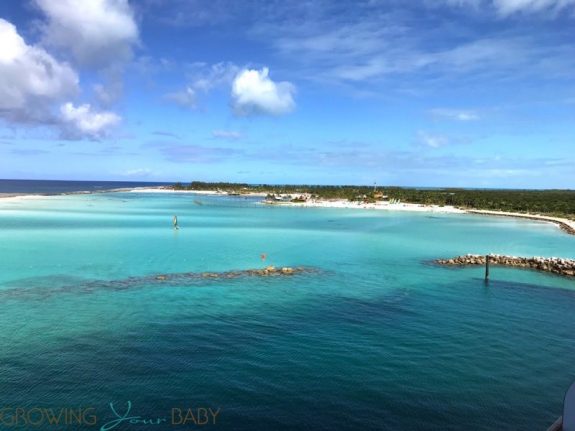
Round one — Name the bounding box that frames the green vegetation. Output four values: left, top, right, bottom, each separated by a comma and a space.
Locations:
383, 188, 575, 219
171, 181, 575, 220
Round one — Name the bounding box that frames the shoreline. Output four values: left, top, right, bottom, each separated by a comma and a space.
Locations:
129, 188, 464, 213
0, 193, 51, 203
128, 187, 269, 197
466, 209, 575, 236
126, 188, 575, 233
0, 186, 162, 203
1, 187, 574, 236
264, 199, 465, 213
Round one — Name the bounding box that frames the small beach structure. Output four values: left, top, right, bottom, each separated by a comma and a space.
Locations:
265, 193, 294, 203
291, 194, 309, 203
373, 191, 389, 201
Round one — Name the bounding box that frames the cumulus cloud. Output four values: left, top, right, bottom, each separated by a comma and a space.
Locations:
0, 19, 78, 124
212, 130, 242, 140
0, 19, 122, 139
34, 0, 139, 69
60, 102, 121, 139
430, 108, 480, 121
34, 0, 138, 104
231, 68, 296, 116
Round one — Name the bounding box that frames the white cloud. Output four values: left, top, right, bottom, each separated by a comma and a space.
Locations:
188, 62, 240, 92
430, 108, 480, 121
439, 0, 575, 14
257, 2, 574, 93
493, 0, 575, 15
164, 86, 197, 109
417, 132, 451, 148
212, 130, 242, 140
325, 36, 533, 83
0, 19, 78, 123
231, 68, 295, 116
34, 0, 138, 69
60, 102, 121, 138
93, 82, 121, 105
164, 62, 239, 109
440, 0, 482, 6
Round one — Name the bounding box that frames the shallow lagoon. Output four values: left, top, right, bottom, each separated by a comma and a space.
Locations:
0, 192, 574, 430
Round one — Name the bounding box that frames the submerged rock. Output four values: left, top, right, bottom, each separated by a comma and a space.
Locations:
0, 266, 319, 300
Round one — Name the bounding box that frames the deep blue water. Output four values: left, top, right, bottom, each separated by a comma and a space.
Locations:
0, 179, 170, 194
0, 191, 574, 430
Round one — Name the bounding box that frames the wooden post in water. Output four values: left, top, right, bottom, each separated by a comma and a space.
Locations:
485, 254, 490, 282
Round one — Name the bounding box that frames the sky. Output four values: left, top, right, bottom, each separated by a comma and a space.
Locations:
0, 0, 573, 188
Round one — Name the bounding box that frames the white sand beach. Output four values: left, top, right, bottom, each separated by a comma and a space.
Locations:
128, 187, 269, 196
466, 209, 575, 234
281, 201, 575, 233
129, 188, 463, 212
0, 194, 50, 203
267, 199, 465, 213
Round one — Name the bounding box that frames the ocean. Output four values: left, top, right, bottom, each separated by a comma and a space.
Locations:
0, 188, 574, 430
0, 179, 170, 195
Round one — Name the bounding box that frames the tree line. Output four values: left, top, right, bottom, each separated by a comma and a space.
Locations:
172, 182, 575, 219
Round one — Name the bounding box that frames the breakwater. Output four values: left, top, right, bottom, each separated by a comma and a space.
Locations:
436, 254, 575, 277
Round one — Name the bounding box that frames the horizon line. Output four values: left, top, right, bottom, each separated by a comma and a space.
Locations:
1, 178, 574, 192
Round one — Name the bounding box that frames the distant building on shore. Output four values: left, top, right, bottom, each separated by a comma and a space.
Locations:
374, 191, 389, 201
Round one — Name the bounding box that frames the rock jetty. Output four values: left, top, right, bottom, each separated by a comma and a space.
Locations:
436, 254, 575, 278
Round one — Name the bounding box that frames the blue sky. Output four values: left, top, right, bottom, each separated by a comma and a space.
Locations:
0, 0, 573, 188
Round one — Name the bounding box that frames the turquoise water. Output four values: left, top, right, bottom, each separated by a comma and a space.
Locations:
0, 192, 574, 430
